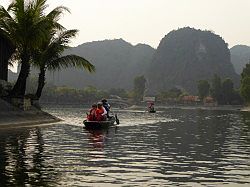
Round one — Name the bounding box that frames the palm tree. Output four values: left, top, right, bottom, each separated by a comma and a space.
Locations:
0, 0, 67, 97
0, 31, 15, 81
33, 29, 95, 99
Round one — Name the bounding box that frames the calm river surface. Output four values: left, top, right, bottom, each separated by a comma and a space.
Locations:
0, 106, 250, 186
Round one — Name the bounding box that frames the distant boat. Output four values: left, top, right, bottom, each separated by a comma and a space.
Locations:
83, 115, 118, 130
147, 101, 156, 113
148, 109, 156, 113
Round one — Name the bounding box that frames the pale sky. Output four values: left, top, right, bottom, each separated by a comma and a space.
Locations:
1, 0, 250, 48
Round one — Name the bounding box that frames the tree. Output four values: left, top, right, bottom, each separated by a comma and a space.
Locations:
157, 87, 184, 103
197, 80, 210, 100
168, 87, 183, 99
221, 78, 234, 104
133, 75, 146, 103
241, 63, 250, 80
33, 29, 95, 99
0, 0, 66, 97
210, 74, 222, 104
0, 32, 15, 81
240, 77, 250, 103
240, 63, 250, 103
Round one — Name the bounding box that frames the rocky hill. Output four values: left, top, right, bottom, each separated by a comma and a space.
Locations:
45, 39, 155, 90
230, 45, 250, 75
147, 27, 239, 93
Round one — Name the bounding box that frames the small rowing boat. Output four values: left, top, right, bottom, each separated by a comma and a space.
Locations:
148, 109, 156, 113
83, 115, 118, 129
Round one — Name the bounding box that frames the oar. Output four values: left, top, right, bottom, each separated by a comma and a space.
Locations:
115, 114, 120, 125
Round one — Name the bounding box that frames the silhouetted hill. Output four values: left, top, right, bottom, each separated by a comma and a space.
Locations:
230, 45, 250, 74
46, 39, 155, 90
147, 27, 239, 93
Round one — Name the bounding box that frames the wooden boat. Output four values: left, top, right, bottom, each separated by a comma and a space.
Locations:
148, 107, 156, 113
148, 109, 156, 113
83, 116, 117, 129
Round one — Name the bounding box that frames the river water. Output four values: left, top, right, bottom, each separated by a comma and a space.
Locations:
0, 106, 250, 186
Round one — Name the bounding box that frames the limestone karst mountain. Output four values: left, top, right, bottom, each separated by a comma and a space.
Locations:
230, 45, 250, 75
45, 39, 155, 90
147, 27, 239, 93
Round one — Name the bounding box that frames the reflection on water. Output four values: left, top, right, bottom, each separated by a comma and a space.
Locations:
0, 107, 250, 186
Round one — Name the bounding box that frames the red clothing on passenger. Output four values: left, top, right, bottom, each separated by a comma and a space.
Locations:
87, 108, 96, 121
95, 107, 105, 121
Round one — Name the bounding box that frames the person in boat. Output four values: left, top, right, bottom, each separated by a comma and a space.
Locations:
148, 102, 155, 112
87, 104, 97, 121
102, 99, 111, 118
95, 102, 107, 121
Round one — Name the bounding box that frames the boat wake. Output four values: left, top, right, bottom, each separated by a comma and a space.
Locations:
118, 117, 181, 127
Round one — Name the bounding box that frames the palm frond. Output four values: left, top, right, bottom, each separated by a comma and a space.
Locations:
45, 6, 69, 31
47, 6, 70, 21
32, 0, 48, 17
55, 29, 78, 45
7, 0, 24, 12
47, 55, 95, 73
32, 29, 79, 66
0, 5, 12, 19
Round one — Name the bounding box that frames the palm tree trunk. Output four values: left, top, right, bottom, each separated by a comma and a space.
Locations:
10, 55, 30, 97
36, 67, 46, 99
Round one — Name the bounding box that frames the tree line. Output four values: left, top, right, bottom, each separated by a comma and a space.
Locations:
197, 75, 243, 105
240, 62, 250, 104
197, 62, 250, 105
21, 67, 250, 106
24, 75, 145, 105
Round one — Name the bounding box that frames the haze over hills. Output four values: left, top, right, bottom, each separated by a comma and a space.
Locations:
45, 39, 155, 90
230, 45, 250, 75
147, 27, 240, 94
7, 29, 243, 95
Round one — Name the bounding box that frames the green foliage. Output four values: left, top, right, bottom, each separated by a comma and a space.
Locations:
157, 87, 184, 102
40, 84, 113, 104
0, 0, 95, 98
133, 75, 146, 103
208, 75, 243, 105
240, 63, 250, 103
33, 29, 95, 72
0, 33, 15, 81
241, 63, 250, 80
210, 74, 222, 103
240, 77, 250, 103
32, 8, 94, 99
221, 78, 234, 104
0, 0, 69, 96
167, 88, 183, 98
197, 80, 210, 100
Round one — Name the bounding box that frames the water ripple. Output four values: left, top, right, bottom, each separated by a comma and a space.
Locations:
0, 107, 249, 186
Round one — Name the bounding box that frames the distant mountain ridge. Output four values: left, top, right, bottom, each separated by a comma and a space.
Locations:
45, 39, 155, 90
147, 27, 239, 93
230, 45, 250, 75
8, 33, 242, 95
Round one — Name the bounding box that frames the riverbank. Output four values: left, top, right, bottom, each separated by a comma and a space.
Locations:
0, 99, 61, 128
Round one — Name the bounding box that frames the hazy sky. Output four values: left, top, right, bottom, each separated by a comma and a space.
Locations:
1, 0, 250, 48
